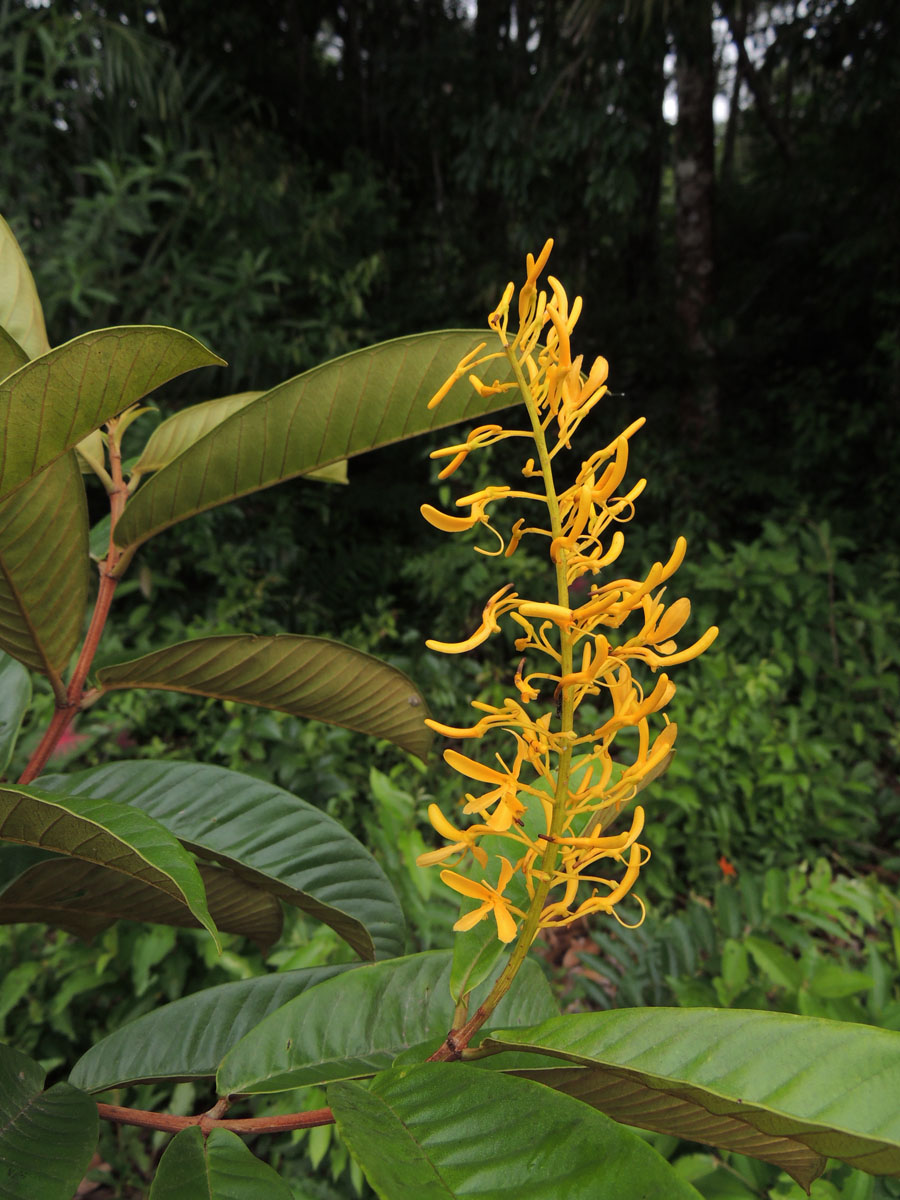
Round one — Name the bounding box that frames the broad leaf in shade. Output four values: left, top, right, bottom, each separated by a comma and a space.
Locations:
330, 1063, 703, 1200
0, 324, 28, 380
0, 783, 219, 947
0, 1042, 98, 1200
0, 215, 50, 360
37, 761, 405, 961
70, 963, 355, 1092
130, 391, 347, 483
0, 856, 282, 949
217, 949, 557, 1095
0, 651, 31, 772
149, 1127, 294, 1200
0, 452, 89, 679
95, 634, 432, 760
0, 325, 225, 502
132, 391, 263, 476
482, 1008, 900, 1186
113, 329, 521, 551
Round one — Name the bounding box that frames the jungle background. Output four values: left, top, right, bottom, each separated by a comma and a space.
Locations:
1, 1, 899, 1197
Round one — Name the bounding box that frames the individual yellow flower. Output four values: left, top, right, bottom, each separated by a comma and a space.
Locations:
441, 858, 521, 943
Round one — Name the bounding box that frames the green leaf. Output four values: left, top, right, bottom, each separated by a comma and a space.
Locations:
217, 950, 557, 1095
69, 964, 355, 1092
330, 1062, 703, 1200
483, 1008, 900, 1186
113, 329, 521, 551
129, 391, 349, 485
95, 634, 433, 760
0, 324, 28, 381
0, 856, 282, 949
0, 650, 31, 772
0, 215, 50, 360
0, 326, 225, 502
37, 760, 404, 961
0, 1043, 98, 1200
149, 1127, 293, 1200
0, 452, 90, 679
745, 935, 803, 991
0, 783, 219, 948
806, 963, 875, 999
133, 392, 264, 474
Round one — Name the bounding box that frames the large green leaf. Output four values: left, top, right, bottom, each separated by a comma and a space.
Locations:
330, 1063, 703, 1200
37, 761, 405, 961
113, 329, 520, 551
0, 650, 31, 772
132, 391, 264, 474
0, 326, 225, 502
149, 1127, 293, 1200
0, 1043, 98, 1200
482, 1008, 900, 1186
0, 783, 219, 947
95, 634, 432, 761
0, 452, 89, 678
217, 949, 557, 1095
129, 390, 348, 484
0, 215, 50, 360
69, 964, 355, 1092
0, 856, 281, 949
0, 324, 28, 381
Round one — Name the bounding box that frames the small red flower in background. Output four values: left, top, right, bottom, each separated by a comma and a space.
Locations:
718, 855, 737, 878
50, 728, 89, 759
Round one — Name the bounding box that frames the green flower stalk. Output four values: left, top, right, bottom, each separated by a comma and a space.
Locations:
419, 241, 718, 956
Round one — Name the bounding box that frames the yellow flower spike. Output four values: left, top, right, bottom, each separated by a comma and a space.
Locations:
442, 857, 520, 942
418, 242, 718, 961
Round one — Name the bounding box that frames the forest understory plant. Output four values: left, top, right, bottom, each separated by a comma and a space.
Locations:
1, 217, 899, 1199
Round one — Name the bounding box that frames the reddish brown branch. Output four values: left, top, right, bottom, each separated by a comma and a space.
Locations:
96, 1102, 335, 1134
18, 418, 130, 786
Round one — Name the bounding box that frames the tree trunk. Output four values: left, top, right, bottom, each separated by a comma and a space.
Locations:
672, 0, 718, 443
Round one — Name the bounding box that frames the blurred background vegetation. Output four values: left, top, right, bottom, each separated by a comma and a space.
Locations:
1, 0, 898, 1196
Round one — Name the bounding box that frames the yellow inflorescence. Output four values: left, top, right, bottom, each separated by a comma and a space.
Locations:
418, 240, 718, 943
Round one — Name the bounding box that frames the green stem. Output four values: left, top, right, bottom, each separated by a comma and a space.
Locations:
430, 340, 576, 1060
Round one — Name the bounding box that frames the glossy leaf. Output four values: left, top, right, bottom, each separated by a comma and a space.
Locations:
113, 329, 520, 550
483, 1008, 900, 1186
37, 761, 405, 961
0, 215, 50, 360
0, 452, 90, 677
217, 949, 557, 1095
0, 856, 281, 949
0, 783, 219, 947
0, 651, 31, 772
149, 1127, 293, 1200
0, 1042, 98, 1200
0, 325, 225, 502
70, 963, 354, 1092
330, 1062, 703, 1200
0, 324, 28, 380
95, 634, 433, 760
